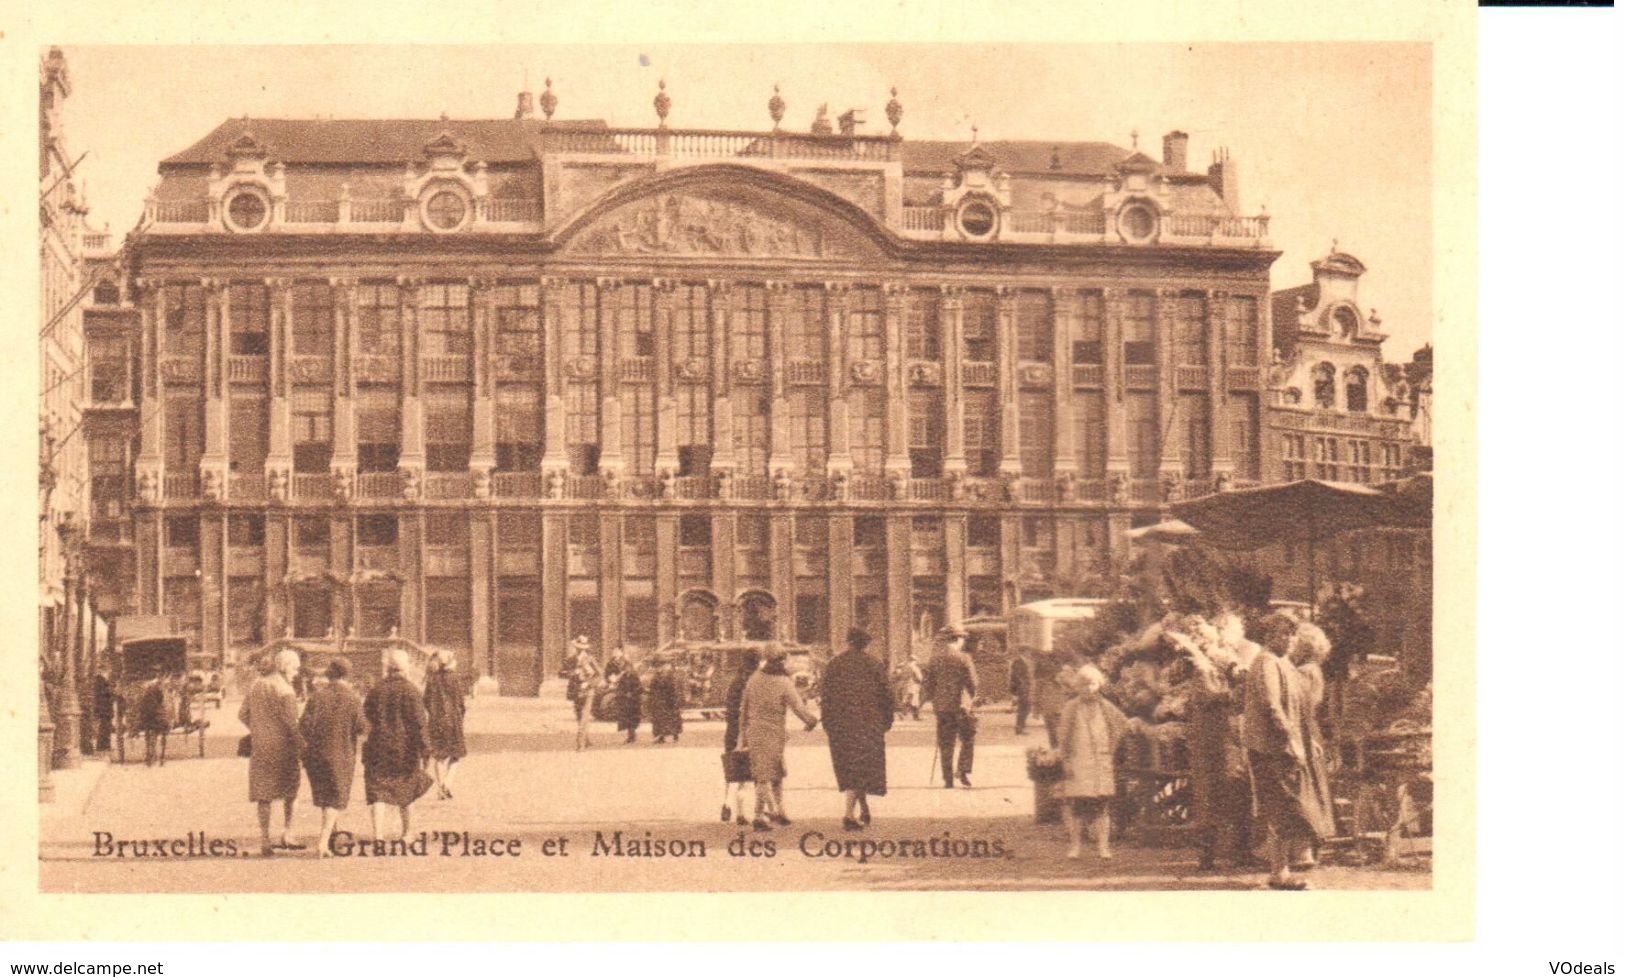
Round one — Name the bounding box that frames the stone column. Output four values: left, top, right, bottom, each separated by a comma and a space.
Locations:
200, 279, 229, 498
941, 286, 967, 475
654, 515, 678, 645
1207, 288, 1233, 481
653, 279, 679, 479
769, 515, 795, 643
825, 282, 852, 475
1157, 288, 1184, 481
540, 278, 570, 482
540, 513, 567, 681
470, 277, 497, 484
709, 280, 736, 479
329, 514, 352, 639
885, 514, 913, 665
883, 283, 910, 479
263, 514, 288, 640
595, 278, 625, 479
134, 283, 164, 499
399, 511, 423, 644
1001, 515, 1023, 606
766, 282, 794, 476
711, 512, 736, 637
827, 514, 854, 645
266, 278, 294, 499
200, 514, 224, 664
1052, 287, 1079, 488
330, 278, 358, 497
996, 287, 1023, 478
470, 512, 493, 677
944, 514, 967, 627
1103, 288, 1130, 488
598, 513, 624, 653
396, 278, 425, 490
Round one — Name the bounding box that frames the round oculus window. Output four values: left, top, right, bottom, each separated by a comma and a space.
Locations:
957, 200, 997, 238
1120, 205, 1156, 241
224, 190, 269, 232
424, 189, 469, 231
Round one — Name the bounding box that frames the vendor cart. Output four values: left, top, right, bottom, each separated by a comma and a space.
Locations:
111, 631, 210, 765
1332, 725, 1432, 864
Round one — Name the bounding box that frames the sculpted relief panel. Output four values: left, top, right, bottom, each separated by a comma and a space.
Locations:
564, 184, 877, 262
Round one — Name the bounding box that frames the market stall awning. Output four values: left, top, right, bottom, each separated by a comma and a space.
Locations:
1170, 479, 1389, 552
1126, 519, 1202, 544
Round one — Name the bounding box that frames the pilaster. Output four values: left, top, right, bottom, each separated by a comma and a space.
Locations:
1052, 287, 1080, 479
469, 276, 497, 477
883, 283, 910, 476
652, 279, 679, 477
396, 277, 425, 479
596, 278, 625, 476
827, 514, 854, 646
470, 512, 493, 677
825, 282, 853, 474
540, 277, 569, 478
330, 277, 359, 494
944, 514, 967, 627
766, 282, 794, 474
709, 280, 736, 476
885, 514, 913, 664
1103, 288, 1130, 480
940, 285, 967, 474
996, 287, 1023, 477
598, 513, 624, 652
1207, 288, 1234, 478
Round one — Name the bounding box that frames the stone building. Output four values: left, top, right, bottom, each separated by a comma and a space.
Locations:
97, 83, 1279, 691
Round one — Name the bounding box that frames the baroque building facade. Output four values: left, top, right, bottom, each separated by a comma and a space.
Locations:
98, 86, 1280, 692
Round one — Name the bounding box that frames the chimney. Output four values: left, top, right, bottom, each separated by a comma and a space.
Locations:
1162, 130, 1188, 171
1207, 147, 1240, 212
515, 89, 535, 120
837, 108, 865, 136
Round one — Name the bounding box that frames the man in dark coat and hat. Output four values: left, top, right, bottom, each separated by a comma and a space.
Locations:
820, 628, 894, 830
923, 624, 979, 789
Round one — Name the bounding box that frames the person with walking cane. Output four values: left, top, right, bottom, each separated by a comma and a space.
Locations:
922, 624, 978, 788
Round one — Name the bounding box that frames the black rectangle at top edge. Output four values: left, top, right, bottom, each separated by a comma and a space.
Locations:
1479, 1, 1612, 7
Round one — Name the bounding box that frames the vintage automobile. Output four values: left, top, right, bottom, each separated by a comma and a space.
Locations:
110, 620, 210, 765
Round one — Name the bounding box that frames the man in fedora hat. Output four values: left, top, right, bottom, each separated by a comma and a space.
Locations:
923, 624, 979, 788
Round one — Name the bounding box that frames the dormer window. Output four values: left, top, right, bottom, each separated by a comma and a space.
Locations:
1334, 307, 1359, 338
1312, 362, 1336, 409
223, 187, 270, 233
1119, 203, 1157, 243
1345, 366, 1369, 413
957, 198, 997, 239
423, 187, 469, 232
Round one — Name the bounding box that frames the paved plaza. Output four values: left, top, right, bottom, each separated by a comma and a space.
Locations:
39, 694, 1429, 893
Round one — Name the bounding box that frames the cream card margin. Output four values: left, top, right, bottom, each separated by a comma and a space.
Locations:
0, 0, 1476, 942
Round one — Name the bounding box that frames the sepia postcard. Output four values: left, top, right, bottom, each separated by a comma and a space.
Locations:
3, 0, 1476, 943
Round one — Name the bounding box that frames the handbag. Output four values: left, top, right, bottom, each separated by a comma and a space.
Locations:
236, 735, 252, 758
721, 748, 752, 783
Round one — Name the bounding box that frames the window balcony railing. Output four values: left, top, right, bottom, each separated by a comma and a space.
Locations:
1130, 478, 1161, 504
1124, 364, 1157, 389
423, 472, 471, 500
730, 475, 773, 500
485, 199, 541, 222
567, 476, 604, 500
1175, 365, 1208, 390
909, 478, 949, 502
149, 200, 209, 223
786, 359, 826, 385
229, 355, 268, 383
962, 361, 997, 387
1072, 363, 1105, 388
293, 473, 334, 500
621, 356, 654, 383
1020, 479, 1058, 504
285, 200, 340, 223
902, 207, 943, 232
422, 356, 471, 383
847, 474, 892, 501
1074, 478, 1109, 502
164, 471, 199, 499
673, 475, 713, 500
493, 472, 542, 498
350, 199, 407, 223
355, 472, 401, 500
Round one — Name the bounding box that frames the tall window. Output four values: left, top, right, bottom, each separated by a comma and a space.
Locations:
356, 513, 398, 547
562, 281, 598, 358
229, 394, 268, 473
676, 385, 712, 476
1345, 367, 1370, 413
566, 383, 599, 474
608, 384, 649, 475
1312, 436, 1340, 480
356, 389, 400, 473
424, 578, 470, 648
1022, 516, 1056, 552
89, 336, 129, 403
849, 288, 884, 361
495, 386, 541, 471
291, 587, 332, 639
425, 390, 471, 472
1074, 291, 1104, 364
963, 390, 1000, 476
420, 282, 470, 356
229, 282, 269, 355
907, 290, 940, 360
1175, 293, 1208, 365
732, 387, 770, 476
849, 388, 886, 473
1016, 292, 1052, 362
1074, 391, 1107, 479
1124, 292, 1156, 365
1230, 393, 1260, 481
1019, 391, 1053, 477
787, 389, 827, 473
1348, 440, 1373, 483
293, 516, 329, 551
908, 391, 944, 477
962, 291, 997, 362
968, 515, 1000, 549
1313, 363, 1337, 409
228, 578, 263, 646
165, 515, 200, 549
228, 514, 264, 548
1282, 433, 1308, 480
671, 284, 709, 360
291, 282, 334, 357
1181, 393, 1211, 478
164, 391, 203, 470
786, 288, 824, 360
163, 577, 202, 634
291, 387, 332, 473
1126, 392, 1158, 478
495, 283, 540, 361
1226, 295, 1258, 366
426, 512, 469, 549
732, 285, 767, 364
356, 283, 401, 356
163, 283, 205, 356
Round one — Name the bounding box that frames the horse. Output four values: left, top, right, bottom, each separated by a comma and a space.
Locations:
131, 678, 180, 766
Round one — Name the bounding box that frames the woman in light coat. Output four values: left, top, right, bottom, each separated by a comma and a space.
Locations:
241, 649, 305, 856
739, 645, 818, 831
1058, 664, 1129, 860
1290, 622, 1338, 866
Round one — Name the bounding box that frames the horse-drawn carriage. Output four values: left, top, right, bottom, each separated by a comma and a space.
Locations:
111, 629, 210, 765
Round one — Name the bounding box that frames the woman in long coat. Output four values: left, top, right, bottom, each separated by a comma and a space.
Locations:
363, 648, 431, 841
1058, 664, 1129, 860
720, 649, 759, 826
739, 646, 819, 830
300, 656, 365, 857
820, 628, 893, 830
241, 649, 304, 856
616, 663, 644, 743
423, 651, 467, 800
1290, 624, 1338, 864
649, 661, 684, 743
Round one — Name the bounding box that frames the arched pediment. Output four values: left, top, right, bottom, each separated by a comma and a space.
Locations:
553, 165, 890, 263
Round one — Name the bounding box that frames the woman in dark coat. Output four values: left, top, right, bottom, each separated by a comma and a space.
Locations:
300, 656, 365, 857
362, 648, 431, 842
423, 650, 468, 800
616, 661, 644, 744
821, 629, 893, 830
719, 649, 759, 826
649, 660, 684, 743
